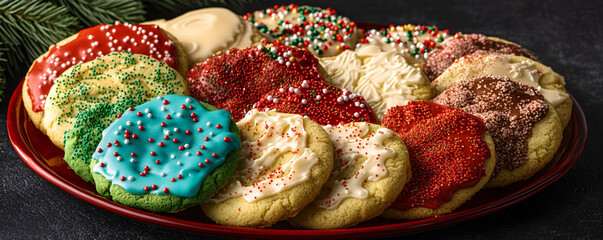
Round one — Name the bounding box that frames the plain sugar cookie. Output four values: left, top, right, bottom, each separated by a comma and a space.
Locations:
201, 110, 333, 228
289, 122, 411, 229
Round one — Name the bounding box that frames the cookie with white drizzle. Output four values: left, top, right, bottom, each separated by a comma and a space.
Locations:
289, 122, 411, 229
202, 110, 333, 228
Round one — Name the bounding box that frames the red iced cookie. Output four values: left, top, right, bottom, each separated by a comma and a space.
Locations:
253, 80, 376, 125
381, 101, 492, 217
186, 42, 324, 121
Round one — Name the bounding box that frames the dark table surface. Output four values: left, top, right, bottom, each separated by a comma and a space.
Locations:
1, 0, 601, 239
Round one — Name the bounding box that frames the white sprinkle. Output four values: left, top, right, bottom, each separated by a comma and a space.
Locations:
161, 106, 166, 111
164, 130, 171, 135
137, 121, 143, 125
354, 112, 360, 118
184, 144, 190, 149
116, 156, 123, 161
124, 139, 130, 144
126, 121, 132, 126
316, 95, 322, 100
301, 99, 308, 104
273, 98, 279, 104
206, 122, 212, 127
173, 128, 179, 132
322, 88, 328, 94
118, 126, 124, 130
185, 98, 192, 103
171, 154, 176, 159
176, 113, 182, 117
160, 172, 166, 177
114, 131, 119, 135
147, 113, 153, 118
128, 176, 135, 181
130, 158, 135, 162
288, 87, 295, 92
177, 161, 182, 166
145, 108, 150, 113
185, 152, 191, 156
279, 88, 285, 93
210, 132, 215, 137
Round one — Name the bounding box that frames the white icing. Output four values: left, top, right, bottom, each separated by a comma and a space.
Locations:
207, 110, 319, 203
463, 54, 569, 108
320, 50, 430, 121
145, 8, 257, 63
317, 123, 396, 209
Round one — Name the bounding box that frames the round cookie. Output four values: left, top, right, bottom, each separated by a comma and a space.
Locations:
186, 42, 325, 121
432, 53, 572, 128
90, 95, 241, 212
41, 51, 190, 150
244, 4, 362, 57
355, 24, 455, 65
380, 101, 496, 220
289, 122, 411, 229
202, 110, 334, 228
253, 79, 376, 125
433, 75, 563, 187
320, 49, 433, 121
423, 33, 538, 81
22, 21, 188, 131
146, 7, 265, 66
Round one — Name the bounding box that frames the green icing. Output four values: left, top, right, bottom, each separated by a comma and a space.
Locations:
92, 95, 241, 197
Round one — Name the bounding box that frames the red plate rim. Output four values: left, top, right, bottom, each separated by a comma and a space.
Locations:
7, 37, 588, 239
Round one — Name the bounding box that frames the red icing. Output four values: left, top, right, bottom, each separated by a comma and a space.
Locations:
381, 101, 490, 210
26, 22, 178, 112
253, 80, 376, 125
186, 41, 324, 121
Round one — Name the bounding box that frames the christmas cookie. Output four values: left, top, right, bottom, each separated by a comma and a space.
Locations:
90, 95, 241, 212
244, 4, 362, 57
433, 75, 563, 187
146, 7, 264, 65
320, 49, 433, 121
22, 21, 188, 131
186, 42, 325, 121
290, 122, 411, 229
432, 53, 572, 128
41, 51, 189, 150
355, 24, 454, 65
202, 110, 333, 228
380, 101, 496, 220
423, 33, 538, 81
253, 79, 376, 125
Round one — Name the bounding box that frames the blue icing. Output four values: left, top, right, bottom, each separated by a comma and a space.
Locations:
92, 95, 241, 197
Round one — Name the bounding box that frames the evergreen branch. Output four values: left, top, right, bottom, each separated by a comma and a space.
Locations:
142, 0, 261, 16
51, 0, 146, 27
0, 0, 79, 77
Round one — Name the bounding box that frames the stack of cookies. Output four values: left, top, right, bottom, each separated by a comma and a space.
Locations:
21, 4, 569, 229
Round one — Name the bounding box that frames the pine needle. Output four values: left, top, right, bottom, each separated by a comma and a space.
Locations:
51, 0, 146, 26
143, 0, 260, 15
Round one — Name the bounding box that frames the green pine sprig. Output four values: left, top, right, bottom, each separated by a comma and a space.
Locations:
0, 43, 6, 99
51, 0, 146, 27
0, 0, 80, 78
142, 0, 260, 15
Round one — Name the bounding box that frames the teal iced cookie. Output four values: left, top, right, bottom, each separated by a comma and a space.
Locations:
90, 95, 241, 212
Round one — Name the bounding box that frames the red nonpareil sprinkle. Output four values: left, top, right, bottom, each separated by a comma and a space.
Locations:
158, 142, 165, 147
164, 188, 169, 193
216, 124, 222, 129
99, 162, 105, 167
106, 143, 112, 147
152, 185, 157, 190
224, 136, 231, 142
161, 122, 167, 127
148, 138, 154, 142
144, 186, 149, 191
254, 80, 376, 125
166, 114, 172, 119
155, 160, 161, 164
382, 101, 490, 210
163, 100, 169, 105
97, 148, 103, 153
150, 151, 156, 156
185, 130, 191, 135
137, 112, 142, 117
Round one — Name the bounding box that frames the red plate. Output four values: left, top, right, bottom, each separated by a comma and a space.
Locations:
7, 26, 587, 238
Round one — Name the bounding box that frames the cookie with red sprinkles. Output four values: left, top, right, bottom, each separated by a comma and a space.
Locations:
253, 79, 376, 125
202, 110, 334, 228
90, 95, 241, 212
186, 42, 326, 121
290, 122, 411, 229
22, 21, 188, 131
423, 33, 538, 81
380, 101, 496, 220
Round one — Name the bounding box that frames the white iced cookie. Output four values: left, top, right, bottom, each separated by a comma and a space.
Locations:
320, 50, 434, 121
289, 122, 411, 229
201, 110, 333, 228
146, 7, 263, 65
244, 4, 362, 57
355, 24, 454, 65
432, 53, 572, 127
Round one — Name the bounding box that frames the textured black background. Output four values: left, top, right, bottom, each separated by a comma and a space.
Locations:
1, 0, 601, 239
